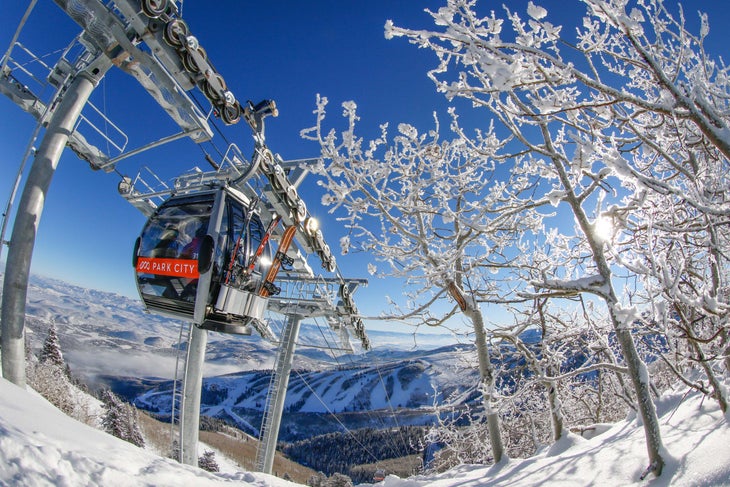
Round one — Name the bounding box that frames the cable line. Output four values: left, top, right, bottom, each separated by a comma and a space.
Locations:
307, 312, 414, 461
372, 354, 413, 457
189, 89, 233, 149
292, 368, 381, 465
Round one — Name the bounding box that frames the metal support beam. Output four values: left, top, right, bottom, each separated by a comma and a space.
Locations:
256, 314, 303, 474
1, 55, 111, 386
179, 323, 208, 466
51, 0, 213, 142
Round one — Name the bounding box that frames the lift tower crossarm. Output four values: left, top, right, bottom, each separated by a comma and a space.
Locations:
51, 0, 213, 142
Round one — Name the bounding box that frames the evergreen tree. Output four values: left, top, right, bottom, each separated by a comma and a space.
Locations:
125, 404, 146, 448
101, 389, 125, 438
39, 320, 64, 369
101, 389, 145, 448
198, 450, 220, 472
27, 358, 74, 415
28, 320, 75, 415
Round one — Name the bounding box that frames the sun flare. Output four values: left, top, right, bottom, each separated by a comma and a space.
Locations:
594, 216, 614, 243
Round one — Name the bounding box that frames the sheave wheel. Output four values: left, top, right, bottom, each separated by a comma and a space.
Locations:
203, 73, 225, 102
141, 0, 169, 18
163, 19, 188, 48
182, 47, 207, 74
220, 102, 242, 125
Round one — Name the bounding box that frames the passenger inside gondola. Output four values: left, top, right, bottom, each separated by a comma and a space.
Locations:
136, 190, 274, 328
180, 219, 206, 259
137, 197, 214, 309
152, 223, 181, 258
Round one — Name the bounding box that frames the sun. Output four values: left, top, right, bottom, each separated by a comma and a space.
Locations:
594, 215, 614, 243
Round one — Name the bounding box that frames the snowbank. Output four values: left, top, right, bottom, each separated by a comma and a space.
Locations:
0, 378, 293, 486
380, 384, 730, 486
0, 376, 727, 486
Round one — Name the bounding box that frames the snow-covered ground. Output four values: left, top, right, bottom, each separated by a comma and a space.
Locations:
1, 375, 727, 486
0, 377, 291, 486
385, 384, 730, 487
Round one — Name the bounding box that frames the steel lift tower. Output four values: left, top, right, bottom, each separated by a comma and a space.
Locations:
1, 0, 369, 472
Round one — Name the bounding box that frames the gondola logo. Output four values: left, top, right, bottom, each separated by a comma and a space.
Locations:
136, 257, 199, 279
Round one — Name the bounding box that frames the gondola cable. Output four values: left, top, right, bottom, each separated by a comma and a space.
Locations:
297, 274, 412, 460
189, 89, 232, 148
261, 280, 408, 463
306, 311, 414, 462
183, 90, 231, 168
291, 367, 381, 466
372, 354, 413, 457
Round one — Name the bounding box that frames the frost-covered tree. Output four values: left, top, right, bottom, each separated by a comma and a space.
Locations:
308, 471, 328, 487
494, 299, 579, 444
100, 389, 145, 448
304, 101, 559, 462
27, 354, 74, 416
29, 320, 73, 414
496, 299, 635, 448
425, 405, 493, 472
198, 450, 220, 472
383, 0, 730, 477
39, 319, 65, 370
169, 440, 181, 463
620, 188, 729, 413
427, 299, 630, 465
27, 319, 96, 425
324, 473, 354, 487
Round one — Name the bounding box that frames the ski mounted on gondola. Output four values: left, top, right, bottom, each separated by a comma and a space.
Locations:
247, 214, 282, 278
259, 225, 297, 297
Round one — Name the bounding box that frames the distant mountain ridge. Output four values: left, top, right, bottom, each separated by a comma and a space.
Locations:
8, 272, 454, 377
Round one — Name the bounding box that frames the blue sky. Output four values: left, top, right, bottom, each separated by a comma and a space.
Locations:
1, 0, 728, 334
0, 1, 446, 319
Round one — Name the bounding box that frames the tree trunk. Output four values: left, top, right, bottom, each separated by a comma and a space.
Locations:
466, 303, 506, 463
538, 301, 564, 442
706, 222, 730, 378
612, 323, 665, 477
545, 131, 665, 477
690, 339, 728, 413
722, 329, 730, 375
546, 379, 564, 442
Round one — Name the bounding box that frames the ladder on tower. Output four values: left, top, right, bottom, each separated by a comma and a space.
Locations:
255, 315, 300, 471
169, 320, 191, 461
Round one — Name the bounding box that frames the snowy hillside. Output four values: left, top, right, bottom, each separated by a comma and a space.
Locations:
3, 276, 729, 485
138, 348, 479, 416
18, 273, 280, 380
0, 377, 293, 486
390, 382, 730, 486
1, 374, 727, 486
